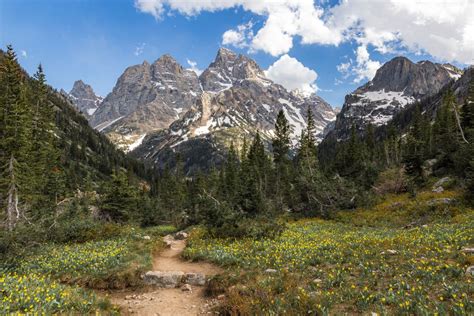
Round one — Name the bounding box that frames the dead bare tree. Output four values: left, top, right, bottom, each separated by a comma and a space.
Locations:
6, 155, 20, 231
452, 103, 469, 144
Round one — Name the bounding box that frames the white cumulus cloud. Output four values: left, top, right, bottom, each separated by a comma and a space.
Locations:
337, 45, 382, 83
186, 59, 203, 76
265, 54, 318, 95
134, 0, 474, 66
222, 21, 253, 48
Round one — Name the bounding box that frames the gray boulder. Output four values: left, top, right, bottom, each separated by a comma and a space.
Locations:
174, 231, 188, 240
466, 266, 474, 277
143, 271, 184, 288
184, 272, 207, 286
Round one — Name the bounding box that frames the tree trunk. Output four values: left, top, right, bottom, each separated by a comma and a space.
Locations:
452, 104, 469, 144
6, 155, 20, 231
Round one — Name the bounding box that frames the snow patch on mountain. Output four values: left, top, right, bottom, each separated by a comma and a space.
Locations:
96, 116, 124, 132
128, 134, 147, 152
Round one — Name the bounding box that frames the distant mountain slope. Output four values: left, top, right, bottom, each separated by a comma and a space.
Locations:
385, 65, 473, 133
89, 55, 201, 151
89, 48, 336, 156
0, 49, 148, 187
64, 80, 103, 118
131, 48, 336, 173
329, 56, 462, 140
319, 65, 472, 169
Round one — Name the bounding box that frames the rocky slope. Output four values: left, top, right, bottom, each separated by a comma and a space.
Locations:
132, 48, 336, 173
89, 55, 201, 151
66, 80, 103, 118
330, 56, 462, 139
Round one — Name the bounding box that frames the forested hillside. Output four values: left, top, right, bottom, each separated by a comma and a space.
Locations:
0, 46, 154, 250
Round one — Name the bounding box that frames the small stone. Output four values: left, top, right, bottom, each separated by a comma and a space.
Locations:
461, 247, 474, 254
125, 295, 133, 300
427, 198, 456, 206
313, 278, 323, 284
217, 294, 226, 300
265, 268, 277, 274
432, 187, 444, 193
432, 177, 451, 189
184, 272, 206, 286
466, 265, 474, 276
181, 284, 193, 292
174, 231, 188, 240
143, 235, 151, 240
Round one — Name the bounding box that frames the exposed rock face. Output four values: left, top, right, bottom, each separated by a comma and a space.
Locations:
132, 49, 336, 173
330, 57, 462, 139
199, 47, 271, 92
87, 47, 336, 172
89, 55, 201, 151
67, 80, 103, 117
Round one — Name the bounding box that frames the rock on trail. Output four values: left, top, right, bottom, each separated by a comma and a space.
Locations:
107, 233, 223, 315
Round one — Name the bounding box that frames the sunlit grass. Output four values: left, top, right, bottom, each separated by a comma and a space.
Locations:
185, 195, 474, 314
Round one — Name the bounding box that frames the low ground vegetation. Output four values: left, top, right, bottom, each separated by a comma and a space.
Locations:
0, 225, 175, 314
185, 191, 474, 315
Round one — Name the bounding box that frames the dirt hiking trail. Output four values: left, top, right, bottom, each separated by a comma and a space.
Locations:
107, 236, 223, 316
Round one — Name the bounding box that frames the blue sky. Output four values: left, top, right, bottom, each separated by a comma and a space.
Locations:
1, 0, 471, 107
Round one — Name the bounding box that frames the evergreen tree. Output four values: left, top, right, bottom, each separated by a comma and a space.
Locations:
365, 123, 376, 160
433, 90, 459, 171
272, 110, 291, 165
31, 64, 65, 214
0, 46, 32, 230
220, 142, 240, 206
403, 105, 425, 186
306, 107, 317, 146
101, 170, 138, 223
241, 132, 269, 214
272, 110, 291, 209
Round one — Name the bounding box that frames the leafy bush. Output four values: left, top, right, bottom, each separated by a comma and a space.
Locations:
46, 217, 125, 243
373, 167, 407, 195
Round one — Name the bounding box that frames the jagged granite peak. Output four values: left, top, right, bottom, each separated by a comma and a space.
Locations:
328, 56, 462, 140
68, 80, 103, 117
199, 47, 270, 93
132, 53, 337, 173
361, 57, 458, 97
89, 55, 201, 151
91, 47, 336, 170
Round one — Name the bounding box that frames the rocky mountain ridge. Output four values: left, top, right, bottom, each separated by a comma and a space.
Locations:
66, 80, 103, 118
89, 55, 201, 151
330, 56, 462, 139
130, 48, 336, 172
88, 48, 336, 162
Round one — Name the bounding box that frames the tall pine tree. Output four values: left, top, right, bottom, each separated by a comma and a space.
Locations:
0, 46, 32, 230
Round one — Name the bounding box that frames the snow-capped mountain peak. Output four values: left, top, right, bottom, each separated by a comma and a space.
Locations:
67, 80, 103, 117
328, 56, 463, 140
